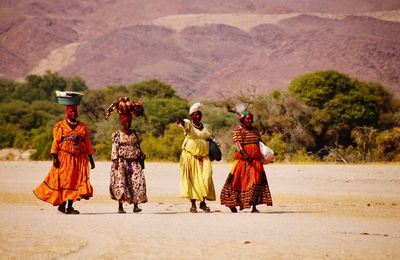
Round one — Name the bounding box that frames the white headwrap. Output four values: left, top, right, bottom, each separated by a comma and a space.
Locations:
189, 102, 203, 115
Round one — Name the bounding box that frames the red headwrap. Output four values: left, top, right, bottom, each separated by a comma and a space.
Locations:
119, 113, 132, 123
65, 105, 78, 119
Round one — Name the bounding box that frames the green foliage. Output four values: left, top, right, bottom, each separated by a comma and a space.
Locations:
0, 72, 398, 163
289, 71, 393, 128
200, 103, 238, 161
265, 133, 287, 162
139, 97, 189, 136
0, 124, 16, 148
376, 127, 400, 161
0, 78, 20, 102
289, 70, 354, 108
141, 123, 184, 161
65, 76, 89, 92
30, 127, 53, 160
0, 101, 58, 130
255, 91, 316, 153
0, 101, 30, 126
129, 79, 177, 99
351, 126, 378, 162
94, 141, 112, 161
92, 116, 119, 160
13, 130, 33, 150
288, 70, 395, 152
291, 148, 316, 162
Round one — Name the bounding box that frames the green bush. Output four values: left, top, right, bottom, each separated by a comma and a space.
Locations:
141, 123, 184, 161
264, 133, 287, 161
291, 148, 316, 163
0, 124, 16, 148
30, 127, 53, 160
376, 127, 400, 161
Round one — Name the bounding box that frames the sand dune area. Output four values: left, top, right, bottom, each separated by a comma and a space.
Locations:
0, 162, 399, 259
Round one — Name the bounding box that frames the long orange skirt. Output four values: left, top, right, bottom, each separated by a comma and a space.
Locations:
33, 151, 93, 206
220, 143, 272, 209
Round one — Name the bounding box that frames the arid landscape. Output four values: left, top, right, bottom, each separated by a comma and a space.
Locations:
0, 161, 399, 259
1, 1, 400, 259
1, 0, 400, 99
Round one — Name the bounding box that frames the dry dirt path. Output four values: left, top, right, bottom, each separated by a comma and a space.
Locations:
0, 162, 399, 259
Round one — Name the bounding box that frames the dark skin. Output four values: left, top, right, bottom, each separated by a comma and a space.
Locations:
117, 116, 141, 213
231, 113, 259, 213
53, 108, 95, 169
176, 111, 210, 213
236, 113, 253, 162
54, 107, 95, 214
176, 111, 203, 130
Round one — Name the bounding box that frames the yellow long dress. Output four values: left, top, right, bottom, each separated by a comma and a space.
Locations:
179, 119, 216, 201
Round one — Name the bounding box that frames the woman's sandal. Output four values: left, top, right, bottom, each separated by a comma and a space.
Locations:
199, 202, 210, 213
66, 207, 80, 214
190, 206, 197, 213
57, 204, 66, 214
251, 208, 260, 213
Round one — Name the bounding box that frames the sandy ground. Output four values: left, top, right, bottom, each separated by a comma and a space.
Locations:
0, 161, 399, 259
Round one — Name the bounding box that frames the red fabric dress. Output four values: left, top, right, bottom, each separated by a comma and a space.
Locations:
220, 125, 272, 209
33, 120, 94, 206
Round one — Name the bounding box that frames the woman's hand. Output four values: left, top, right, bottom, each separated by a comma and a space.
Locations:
263, 154, 275, 164
89, 155, 95, 169
176, 118, 184, 126
52, 154, 60, 168
240, 150, 250, 161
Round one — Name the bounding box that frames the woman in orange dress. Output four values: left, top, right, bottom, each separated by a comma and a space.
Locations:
33, 105, 95, 214
220, 111, 272, 213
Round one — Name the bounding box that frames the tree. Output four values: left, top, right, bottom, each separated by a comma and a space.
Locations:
129, 79, 177, 99
140, 97, 188, 136
289, 70, 394, 148
0, 78, 20, 102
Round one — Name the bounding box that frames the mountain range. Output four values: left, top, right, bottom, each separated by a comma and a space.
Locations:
1, 0, 399, 99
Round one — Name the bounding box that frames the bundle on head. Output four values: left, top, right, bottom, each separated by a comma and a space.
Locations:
105, 97, 145, 119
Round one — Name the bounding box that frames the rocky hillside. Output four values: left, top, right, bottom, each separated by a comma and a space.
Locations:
1, 0, 400, 99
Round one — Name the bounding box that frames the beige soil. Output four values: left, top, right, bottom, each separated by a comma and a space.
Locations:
0, 162, 399, 259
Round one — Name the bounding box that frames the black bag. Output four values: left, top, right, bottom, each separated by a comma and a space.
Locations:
208, 139, 222, 161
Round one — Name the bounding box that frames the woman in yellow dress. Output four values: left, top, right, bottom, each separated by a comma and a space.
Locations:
176, 103, 216, 213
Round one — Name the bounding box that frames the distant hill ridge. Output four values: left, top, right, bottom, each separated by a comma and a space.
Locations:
1, 0, 399, 99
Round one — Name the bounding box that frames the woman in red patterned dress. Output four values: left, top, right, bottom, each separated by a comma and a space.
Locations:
220, 111, 272, 213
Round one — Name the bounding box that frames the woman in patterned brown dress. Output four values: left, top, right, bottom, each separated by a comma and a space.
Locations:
110, 113, 147, 213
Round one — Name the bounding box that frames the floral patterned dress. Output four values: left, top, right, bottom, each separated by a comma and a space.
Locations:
110, 130, 147, 204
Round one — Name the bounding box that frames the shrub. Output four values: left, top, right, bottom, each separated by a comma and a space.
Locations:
376, 127, 400, 161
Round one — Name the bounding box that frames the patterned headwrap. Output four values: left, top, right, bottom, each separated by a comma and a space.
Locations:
65, 105, 78, 119
189, 102, 203, 115
105, 97, 145, 119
